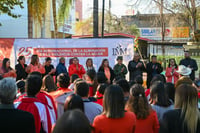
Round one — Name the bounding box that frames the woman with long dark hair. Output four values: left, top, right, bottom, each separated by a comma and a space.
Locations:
150, 81, 174, 121
93, 85, 136, 133
41, 75, 57, 92
15, 56, 28, 81
165, 58, 179, 84
98, 59, 115, 84
86, 58, 95, 71
85, 69, 98, 97
64, 94, 84, 112
0, 58, 16, 78
127, 84, 159, 133
160, 84, 200, 133
26, 55, 45, 74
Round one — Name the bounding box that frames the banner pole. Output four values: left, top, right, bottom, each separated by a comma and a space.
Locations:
137, 47, 146, 69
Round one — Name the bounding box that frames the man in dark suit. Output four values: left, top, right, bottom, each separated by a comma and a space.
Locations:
179, 51, 198, 81
128, 52, 145, 82
0, 78, 35, 133
146, 55, 163, 88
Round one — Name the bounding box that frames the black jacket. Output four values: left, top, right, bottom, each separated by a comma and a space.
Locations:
0, 105, 35, 133
44, 64, 55, 77
160, 109, 200, 133
179, 58, 198, 80
15, 63, 28, 81
98, 66, 115, 83
128, 60, 145, 81
146, 62, 163, 88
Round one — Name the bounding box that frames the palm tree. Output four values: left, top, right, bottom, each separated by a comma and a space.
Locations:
52, 0, 72, 38
27, 0, 47, 38
52, 0, 58, 38
58, 0, 73, 33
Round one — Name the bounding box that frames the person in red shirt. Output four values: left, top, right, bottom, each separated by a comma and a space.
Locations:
85, 69, 98, 97
68, 57, 86, 78
194, 79, 200, 105
94, 83, 108, 106
37, 90, 57, 121
165, 58, 179, 84
15, 74, 52, 133
93, 85, 136, 133
127, 84, 160, 133
145, 74, 166, 100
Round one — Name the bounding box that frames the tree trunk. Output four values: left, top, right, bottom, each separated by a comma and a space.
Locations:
160, 0, 165, 41
108, 0, 111, 33
52, 0, 58, 38
41, 14, 45, 38
93, 0, 99, 38
191, 0, 197, 41
28, 0, 33, 38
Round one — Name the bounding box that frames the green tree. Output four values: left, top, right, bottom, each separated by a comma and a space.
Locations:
75, 12, 140, 36
58, 0, 72, 23
0, 0, 24, 26
51, 0, 73, 38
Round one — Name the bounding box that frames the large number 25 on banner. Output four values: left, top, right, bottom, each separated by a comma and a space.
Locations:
18, 47, 33, 57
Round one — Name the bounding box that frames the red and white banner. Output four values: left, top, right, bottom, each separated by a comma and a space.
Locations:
0, 39, 134, 72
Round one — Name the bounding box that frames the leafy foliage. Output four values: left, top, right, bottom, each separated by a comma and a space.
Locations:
75, 12, 140, 36
58, 0, 72, 23
28, 0, 47, 25
0, 0, 24, 26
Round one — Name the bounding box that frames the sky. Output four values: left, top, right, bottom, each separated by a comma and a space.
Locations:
82, 0, 158, 19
